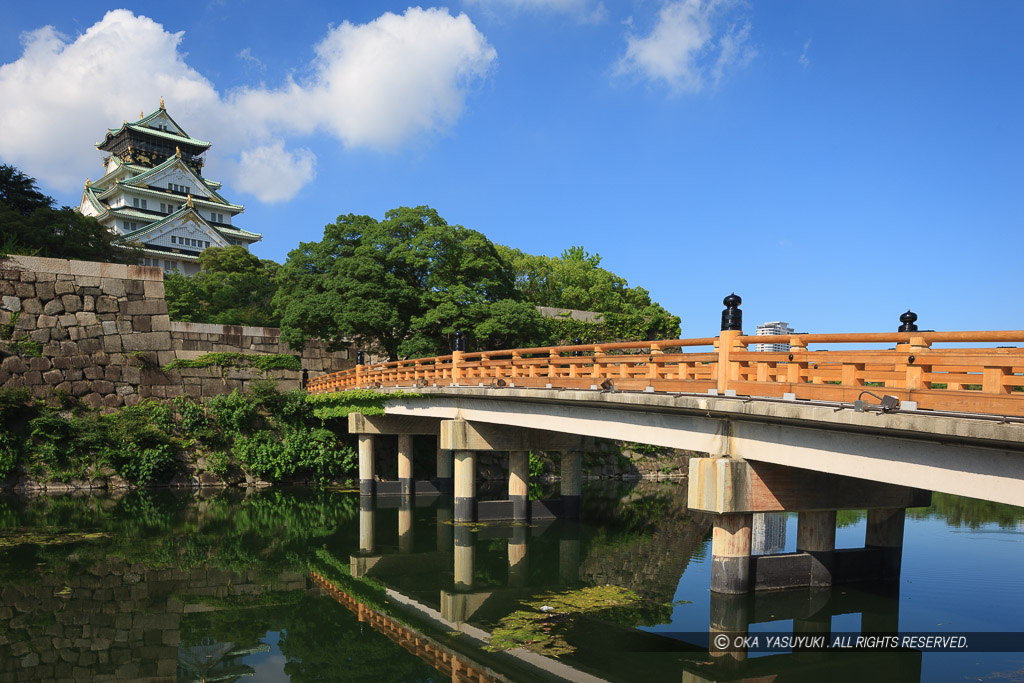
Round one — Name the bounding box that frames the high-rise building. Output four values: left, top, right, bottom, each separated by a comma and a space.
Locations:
78, 100, 261, 276
753, 321, 795, 352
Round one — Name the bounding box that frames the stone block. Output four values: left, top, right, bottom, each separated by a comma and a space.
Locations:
60, 341, 79, 355
85, 324, 103, 338
122, 300, 165, 316
75, 311, 99, 327
28, 356, 51, 372
102, 394, 122, 407
68, 326, 87, 341
121, 366, 141, 384
81, 393, 102, 409
77, 275, 101, 287
151, 314, 170, 332
43, 299, 64, 315
92, 351, 110, 365
14, 282, 35, 298
34, 282, 55, 300
104, 366, 121, 382
43, 369, 63, 385
92, 380, 114, 394
102, 336, 122, 353
157, 351, 177, 365
72, 381, 90, 396
83, 295, 95, 312
78, 338, 102, 354
143, 280, 164, 298
37, 314, 57, 328
52, 357, 71, 370
2, 356, 29, 373
71, 354, 89, 369
22, 298, 42, 315
42, 342, 62, 357
24, 370, 42, 385
53, 280, 75, 296
50, 324, 69, 341
2, 295, 21, 312
58, 314, 77, 327
0, 280, 12, 296
19, 270, 36, 283
95, 296, 118, 313
84, 366, 103, 380
101, 321, 118, 335
124, 280, 145, 295
29, 328, 50, 343
134, 316, 151, 333
14, 312, 34, 329
60, 295, 81, 313
67, 367, 83, 381
121, 331, 172, 352
116, 320, 132, 335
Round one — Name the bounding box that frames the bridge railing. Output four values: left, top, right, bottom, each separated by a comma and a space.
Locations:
306, 300, 1024, 418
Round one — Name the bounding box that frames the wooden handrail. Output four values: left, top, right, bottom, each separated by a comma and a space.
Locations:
306, 329, 1024, 418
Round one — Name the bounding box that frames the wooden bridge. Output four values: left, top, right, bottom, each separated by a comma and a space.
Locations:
306, 296, 1024, 595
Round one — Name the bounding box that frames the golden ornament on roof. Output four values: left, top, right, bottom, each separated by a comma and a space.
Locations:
186, 194, 194, 208
175, 146, 181, 158
139, 111, 144, 119
160, 96, 165, 109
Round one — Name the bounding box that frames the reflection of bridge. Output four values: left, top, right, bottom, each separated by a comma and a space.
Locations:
310, 297, 1024, 595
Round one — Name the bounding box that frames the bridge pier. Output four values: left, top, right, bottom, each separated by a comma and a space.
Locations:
454, 450, 476, 523
437, 445, 453, 495
348, 414, 443, 498
509, 450, 529, 522
691, 457, 929, 594
398, 434, 413, 498
358, 434, 375, 497
560, 451, 582, 519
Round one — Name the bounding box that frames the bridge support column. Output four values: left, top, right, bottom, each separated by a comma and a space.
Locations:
454, 450, 476, 523
359, 498, 375, 554
797, 510, 837, 587
398, 434, 413, 498
509, 450, 529, 521
560, 451, 582, 519
866, 507, 905, 581
437, 445, 453, 495
508, 525, 528, 588
437, 500, 453, 555
559, 521, 581, 584
711, 513, 753, 594
358, 434, 375, 497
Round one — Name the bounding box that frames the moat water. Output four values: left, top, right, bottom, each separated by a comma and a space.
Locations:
0, 481, 1021, 682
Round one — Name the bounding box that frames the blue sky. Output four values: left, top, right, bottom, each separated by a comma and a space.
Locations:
1, 1, 1021, 338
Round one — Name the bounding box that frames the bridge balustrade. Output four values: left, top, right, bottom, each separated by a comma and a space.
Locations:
307, 304, 1024, 418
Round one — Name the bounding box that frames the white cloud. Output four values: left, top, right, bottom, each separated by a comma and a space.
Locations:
615, 0, 755, 94
465, 0, 607, 23
232, 140, 316, 203
799, 39, 811, 69
0, 8, 496, 202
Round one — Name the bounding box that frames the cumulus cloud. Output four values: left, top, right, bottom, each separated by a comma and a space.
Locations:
615, 0, 755, 94
232, 140, 316, 203
0, 8, 496, 202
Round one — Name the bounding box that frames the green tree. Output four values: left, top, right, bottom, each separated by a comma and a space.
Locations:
0, 164, 140, 264
274, 206, 542, 360
165, 246, 280, 326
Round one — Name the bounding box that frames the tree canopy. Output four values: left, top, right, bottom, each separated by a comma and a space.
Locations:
165, 246, 280, 327
274, 206, 543, 360
0, 164, 140, 264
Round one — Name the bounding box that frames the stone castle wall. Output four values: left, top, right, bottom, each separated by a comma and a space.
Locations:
0, 254, 353, 406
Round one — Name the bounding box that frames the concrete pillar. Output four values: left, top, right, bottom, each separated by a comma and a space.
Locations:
558, 522, 581, 584
437, 444, 453, 495
509, 450, 529, 522
398, 497, 413, 553
797, 510, 836, 587
454, 450, 476, 523
508, 525, 528, 588
359, 498, 375, 554
711, 513, 752, 594
751, 512, 787, 555
398, 434, 414, 497
454, 524, 474, 590
560, 451, 582, 519
358, 434, 375, 496
866, 507, 906, 580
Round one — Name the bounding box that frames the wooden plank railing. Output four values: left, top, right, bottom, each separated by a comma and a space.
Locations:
306, 330, 1024, 418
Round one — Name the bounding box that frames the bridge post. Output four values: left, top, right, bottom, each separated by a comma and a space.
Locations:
437, 444, 453, 494
717, 293, 744, 394
797, 511, 837, 587
398, 434, 413, 498
560, 451, 582, 519
454, 450, 476, 522
866, 507, 905, 580
711, 513, 753, 594
509, 450, 529, 521
358, 434, 375, 497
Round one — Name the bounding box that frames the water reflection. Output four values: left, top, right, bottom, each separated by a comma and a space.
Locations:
0, 483, 1021, 682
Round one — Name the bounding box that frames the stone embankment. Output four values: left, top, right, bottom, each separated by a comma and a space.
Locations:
0, 254, 353, 406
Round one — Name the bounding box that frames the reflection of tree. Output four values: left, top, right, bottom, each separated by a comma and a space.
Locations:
280, 596, 437, 683
177, 637, 267, 683
909, 492, 1024, 530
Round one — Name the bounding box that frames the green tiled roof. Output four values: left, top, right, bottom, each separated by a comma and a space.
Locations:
116, 206, 260, 245
121, 156, 240, 208
97, 106, 210, 149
